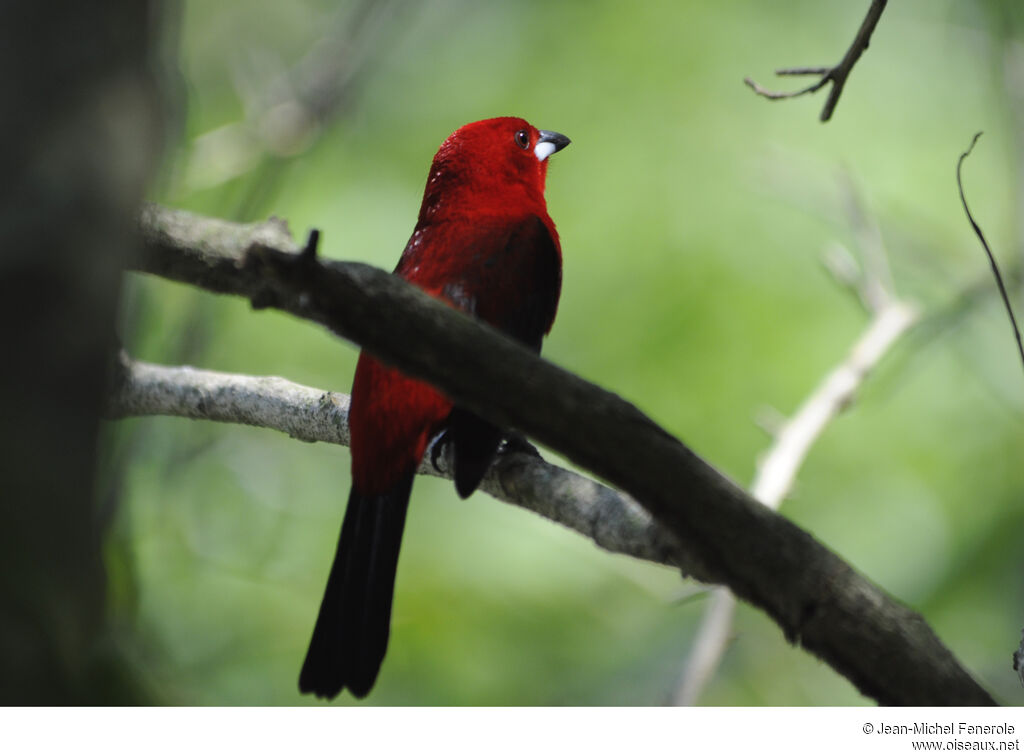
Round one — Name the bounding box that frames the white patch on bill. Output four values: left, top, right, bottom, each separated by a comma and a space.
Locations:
534, 141, 557, 161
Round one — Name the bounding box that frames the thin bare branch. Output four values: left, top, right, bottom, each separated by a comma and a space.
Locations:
743, 76, 828, 102
776, 66, 832, 77
754, 302, 918, 504
744, 0, 888, 122
106, 354, 692, 572
839, 173, 895, 312
674, 299, 918, 704
957, 132, 1024, 379
672, 588, 737, 706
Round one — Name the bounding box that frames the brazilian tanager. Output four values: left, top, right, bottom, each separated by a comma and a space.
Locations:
299, 117, 571, 699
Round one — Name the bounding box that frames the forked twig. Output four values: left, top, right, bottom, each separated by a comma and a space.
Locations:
744, 0, 888, 122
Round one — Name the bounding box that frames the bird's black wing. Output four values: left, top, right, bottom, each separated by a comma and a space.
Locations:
440, 215, 562, 497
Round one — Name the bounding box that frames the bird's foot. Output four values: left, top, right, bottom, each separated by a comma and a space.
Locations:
429, 429, 452, 474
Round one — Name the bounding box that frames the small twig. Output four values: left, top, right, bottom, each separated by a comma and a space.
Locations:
743, 75, 829, 102
672, 588, 737, 706
839, 173, 895, 311
744, 0, 888, 122
300, 228, 320, 261
776, 66, 832, 77
956, 132, 1024, 379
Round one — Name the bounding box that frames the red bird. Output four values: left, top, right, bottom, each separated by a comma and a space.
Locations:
299, 117, 570, 699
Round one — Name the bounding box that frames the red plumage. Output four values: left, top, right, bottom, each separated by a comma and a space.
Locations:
299, 117, 570, 699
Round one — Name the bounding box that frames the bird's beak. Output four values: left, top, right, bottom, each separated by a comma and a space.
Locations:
534, 130, 571, 161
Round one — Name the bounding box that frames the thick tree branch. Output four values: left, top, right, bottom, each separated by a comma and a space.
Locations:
744, 0, 888, 122
106, 354, 690, 572
129, 203, 995, 705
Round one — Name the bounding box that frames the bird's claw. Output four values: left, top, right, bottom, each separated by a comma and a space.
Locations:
429, 429, 451, 473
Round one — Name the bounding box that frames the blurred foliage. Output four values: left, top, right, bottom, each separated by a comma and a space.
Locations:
109, 0, 1024, 704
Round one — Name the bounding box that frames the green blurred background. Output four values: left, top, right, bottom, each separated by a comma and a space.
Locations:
109, 0, 1024, 704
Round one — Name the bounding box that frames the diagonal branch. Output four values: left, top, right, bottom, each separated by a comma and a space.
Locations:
105, 354, 692, 573
674, 182, 917, 705
744, 0, 888, 122
673, 298, 918, 705
127, 203, 995, 705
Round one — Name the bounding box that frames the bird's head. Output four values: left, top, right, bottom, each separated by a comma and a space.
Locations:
420, 117, 570, 223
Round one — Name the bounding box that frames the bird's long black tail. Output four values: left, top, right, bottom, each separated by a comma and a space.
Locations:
299, 471, 414, 699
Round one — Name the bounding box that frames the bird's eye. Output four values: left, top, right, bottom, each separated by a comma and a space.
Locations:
514, 129, 530, 150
